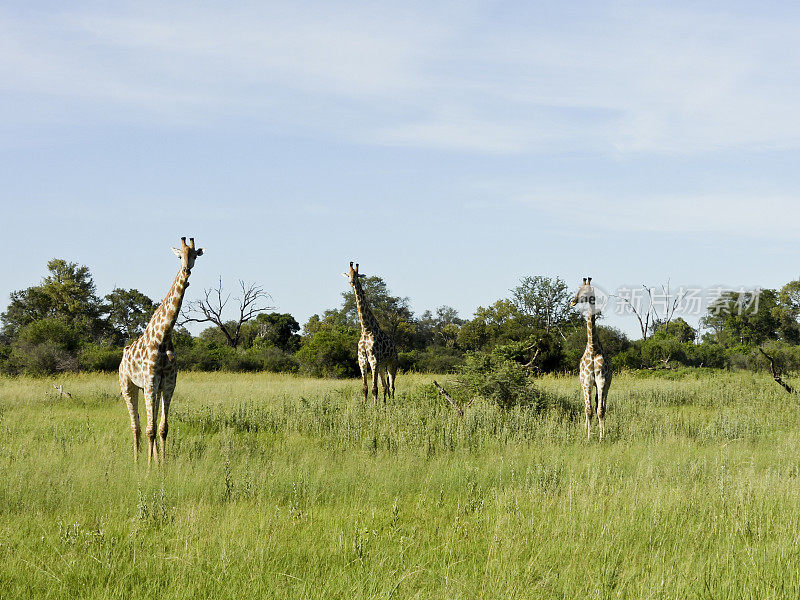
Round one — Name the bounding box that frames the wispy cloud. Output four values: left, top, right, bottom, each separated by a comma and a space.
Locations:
1, 2, 800, 155
510, 190, 800, 237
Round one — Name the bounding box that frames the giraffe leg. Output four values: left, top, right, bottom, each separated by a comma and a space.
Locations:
581, 374, 593, 440
597, 372, 611, 441
594, 378, 604, 440
370, 360, 380, 406
158, 383, 175, 463
358, 352, 369, 406
120, 376, 140, 463
379, 367, 389, 404
144, 380, 160, 467
387, 361, 397, 400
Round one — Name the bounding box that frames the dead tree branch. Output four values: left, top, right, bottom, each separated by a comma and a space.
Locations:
179, 278, 273, 348
759, 347, 794, 394
432, 380, 467, 416
521, 338, 545, 374
611, 287, 655, 340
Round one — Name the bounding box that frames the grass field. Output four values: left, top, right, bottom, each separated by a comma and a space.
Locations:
2, 370, 800, 598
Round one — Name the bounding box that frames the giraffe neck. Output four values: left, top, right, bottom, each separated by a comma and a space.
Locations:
353, 279, 381, 334
144, 267, 191, 347
586, 310, 603, 356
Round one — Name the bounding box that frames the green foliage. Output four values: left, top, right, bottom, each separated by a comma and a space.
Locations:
652, 317, 696, 343
295, 325, 360, 378
1, 259, 106, 340
16, 317, 81, 351
456, 351, 544, 410
399, 346, 464, 373
457, 300, 528, 351
237, 346, 299, 373
510, 275, 580, 332
244, 312, 301, 352
105, 288, 158, 343
613, 346, 644, 370
5, 317, 83, 374
79, 343, 123, 371
685, 341, 726, 368
774, 279, 800, 343
640, 331, 687, 366
701, 289, 780, 347
10, 343, 77, 374
415, 306, 463, 348
15, 257, 800, 377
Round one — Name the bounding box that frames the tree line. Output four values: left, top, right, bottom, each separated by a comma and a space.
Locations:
3, 258, 800, 377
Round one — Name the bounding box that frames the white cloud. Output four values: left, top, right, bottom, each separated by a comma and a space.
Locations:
511, 190, 800, 237
1, 2, 800, 154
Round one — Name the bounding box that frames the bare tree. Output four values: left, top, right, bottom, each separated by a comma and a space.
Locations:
612, 281, 685, 341
612, 286, 656, 340
179, 278, 273, 348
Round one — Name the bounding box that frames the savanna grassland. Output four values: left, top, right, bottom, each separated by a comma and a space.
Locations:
2, 371, 800, 599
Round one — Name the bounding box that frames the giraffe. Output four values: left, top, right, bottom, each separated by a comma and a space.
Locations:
343, 262, 399, 405
119, 237, 204, 465
570, 277, 612, 440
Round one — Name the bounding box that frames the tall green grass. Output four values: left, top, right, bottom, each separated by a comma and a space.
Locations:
2, 370, 800, 598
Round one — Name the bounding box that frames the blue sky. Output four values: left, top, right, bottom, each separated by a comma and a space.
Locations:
2, 0, 800, 337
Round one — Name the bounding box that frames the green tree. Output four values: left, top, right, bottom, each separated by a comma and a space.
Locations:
510, 275, 580, 333
773, 280, 800, 344
457, 300, 528, 351
105, 288, 158, 343
2, 259, 105, 341
652, 317, 696, 343
415, 306, 464, 349
247, 312, 301, 352
701, 289, 780, 347
295, 324, 360, 378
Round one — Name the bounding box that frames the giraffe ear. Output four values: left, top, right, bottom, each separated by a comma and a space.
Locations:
196, 248, 205, 256
171, 247, 182, 257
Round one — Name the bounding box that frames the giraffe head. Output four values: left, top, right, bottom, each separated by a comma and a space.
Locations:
171, 237, 205, 273
570, 277, 597, 313
342, 261, 365, 287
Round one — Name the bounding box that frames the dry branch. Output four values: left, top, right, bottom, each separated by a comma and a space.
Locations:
758, 347, 794, 394
522, 338, 544, 373
432, 380, 465, 416
179, 278, 273, 348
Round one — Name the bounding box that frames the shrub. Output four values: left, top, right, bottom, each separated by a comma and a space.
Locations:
455, 351, 544, 410
80, 343, 123, 371
295, 326, 359, 378
400, 346, 464, 373
10, 342, 78, 375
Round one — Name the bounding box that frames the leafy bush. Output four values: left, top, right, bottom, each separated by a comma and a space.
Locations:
685, 342, 726, 368
640, 332, 687, 367
400, 346, 464, 373
9, 342, 78, 375
613, 347, 643, 371
295, 326, 359, 378
237, 346, 299, 373
455, 351, 544, 410
80, 343, 123, 371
